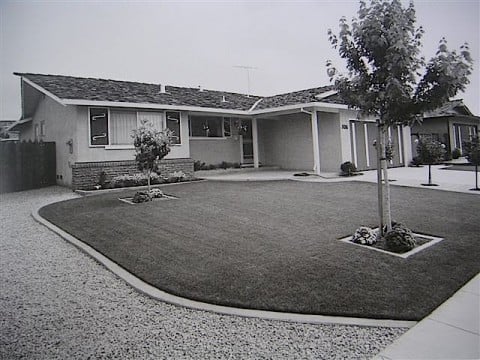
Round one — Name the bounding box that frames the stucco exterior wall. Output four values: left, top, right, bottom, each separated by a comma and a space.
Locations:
19, 93, 78, 187
317, 112, 342, 172
75, 107, 190, 163
258, 113, 313, 170
189, 137, 241, 165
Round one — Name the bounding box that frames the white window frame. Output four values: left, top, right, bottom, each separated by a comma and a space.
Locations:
165, 111, 182, 146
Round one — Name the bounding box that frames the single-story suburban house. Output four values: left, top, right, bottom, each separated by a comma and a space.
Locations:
10, 72, 415, 189
410, 99, 479, 157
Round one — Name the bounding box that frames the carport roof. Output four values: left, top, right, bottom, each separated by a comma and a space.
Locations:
14, 72, 344, 113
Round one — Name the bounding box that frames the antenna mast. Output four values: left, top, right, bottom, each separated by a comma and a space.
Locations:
234, 65, 258, 97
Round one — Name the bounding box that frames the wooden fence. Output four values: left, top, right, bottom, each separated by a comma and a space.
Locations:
0, 141, 56, 193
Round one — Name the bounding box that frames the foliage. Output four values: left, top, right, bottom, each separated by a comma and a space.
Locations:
133, 120, 173, 173
385, 223, 416, 253
327, 0, 473, 124
340, 161, 358, 176
409, 156, 422, 167
132, 191, 151, 203
351, 226, 377, 245
98, 171, 108, 189
451, 148, 462, 159
148, 188, 164, 198
416, 139, 446, 165
463, 136, 480, 166
194, 160, 241, 171
111, 173, 163, 188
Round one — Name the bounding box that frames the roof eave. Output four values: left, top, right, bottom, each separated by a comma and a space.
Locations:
19, 77, 66, 106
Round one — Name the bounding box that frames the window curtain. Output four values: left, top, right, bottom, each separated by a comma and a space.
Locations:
111, 110, 137, 145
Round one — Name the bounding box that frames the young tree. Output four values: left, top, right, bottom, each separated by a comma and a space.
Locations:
415, 138, 446, 186
132, 120, 173, 197
463, 135, 480, 191
327, 0, 473, 234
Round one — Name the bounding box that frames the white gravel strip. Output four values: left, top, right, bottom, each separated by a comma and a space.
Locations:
0, 186, 407, 359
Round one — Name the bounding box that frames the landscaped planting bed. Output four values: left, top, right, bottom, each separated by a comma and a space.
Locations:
39, 181, 480, 321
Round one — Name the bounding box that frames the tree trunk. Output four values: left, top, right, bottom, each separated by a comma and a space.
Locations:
380, 126, 392, 233
147, 169, 152, 200
376, 121, 384, 236
476, 164, 479, 190
428, 164, 432, 185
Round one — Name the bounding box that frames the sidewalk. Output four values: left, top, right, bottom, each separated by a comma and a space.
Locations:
375, 273, 479, 359
197, 165, 480, 195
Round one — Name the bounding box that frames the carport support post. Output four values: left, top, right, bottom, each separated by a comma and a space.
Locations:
311, 110, 321, 175
252, 117, 259, 168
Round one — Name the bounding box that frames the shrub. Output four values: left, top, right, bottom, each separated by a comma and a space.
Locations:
194, 160, 207, 171
149, 188, 164, 198
111, 173, 162, 188
132, 191, 151, 203
385, 223, 416, 253
351, 226, 377, 245
409, 156, 422, 167
451, 148, 462, 159
340, 161, 357, 176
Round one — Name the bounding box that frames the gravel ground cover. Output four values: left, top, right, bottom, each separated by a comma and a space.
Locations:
0, 186, 406, 359
40, 181, 480, 320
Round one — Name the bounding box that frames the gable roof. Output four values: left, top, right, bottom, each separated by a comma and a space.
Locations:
14, 72, 344, 113
15, 73, 262, 112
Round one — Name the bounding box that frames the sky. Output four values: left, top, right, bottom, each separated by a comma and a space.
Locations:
1, 0, 479, 119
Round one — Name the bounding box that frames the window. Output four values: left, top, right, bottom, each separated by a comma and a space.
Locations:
40, 121, 46, 137
110, 110, 137, 145
189, 115, 230, 138
223, 118, 231, 137
34, 124, 39, 141
90, 108, 109, 146
166, 111, 181, 144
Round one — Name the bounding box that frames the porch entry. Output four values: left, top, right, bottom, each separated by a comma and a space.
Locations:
350, 121, 405, 171
240, 119, 253, 165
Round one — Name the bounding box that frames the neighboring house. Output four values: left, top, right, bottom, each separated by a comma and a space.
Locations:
10, 73, 413, 189
0, 120, 19, 141
410, 100, 480, 157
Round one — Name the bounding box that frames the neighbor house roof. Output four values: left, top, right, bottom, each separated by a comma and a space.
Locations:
424, 99, 475, 118
14, 72, 344, 113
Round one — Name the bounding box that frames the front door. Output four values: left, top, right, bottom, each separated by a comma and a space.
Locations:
240, 119, 253, 165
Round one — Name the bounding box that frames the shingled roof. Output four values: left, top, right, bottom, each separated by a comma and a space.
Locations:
15, 73, 343, 112
424, 99, 475, 118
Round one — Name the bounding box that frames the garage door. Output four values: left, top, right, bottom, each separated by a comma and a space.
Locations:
350, 121, 405, 171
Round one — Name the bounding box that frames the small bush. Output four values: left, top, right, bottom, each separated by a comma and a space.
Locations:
409, 156, 422, 167
194, 161, 207, 171
111, 173, 161, 188
385, 223, 416, 253
451, 148, 462, 159
149, 188, 164, 198
98, 171, 108, 189
340, 161, 357, 176
351, 226, 377, 245
132, 191, 151, 203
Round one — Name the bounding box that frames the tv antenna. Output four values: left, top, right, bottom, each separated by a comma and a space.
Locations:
234, 65, 258, 97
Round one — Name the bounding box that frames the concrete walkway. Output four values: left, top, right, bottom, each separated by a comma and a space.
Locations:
197, 166, 480, 359
375, 274, 480, 360
197, 165, 480, 195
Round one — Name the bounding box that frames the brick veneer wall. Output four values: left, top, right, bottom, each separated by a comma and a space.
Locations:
72, 158, 194, 190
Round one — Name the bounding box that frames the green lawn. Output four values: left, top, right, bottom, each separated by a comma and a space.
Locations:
40, 181, 480, 320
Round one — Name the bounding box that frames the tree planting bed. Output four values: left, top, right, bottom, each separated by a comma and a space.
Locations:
39, 181, 480, 321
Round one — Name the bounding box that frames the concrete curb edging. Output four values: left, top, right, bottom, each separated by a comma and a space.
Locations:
32, 205, 416, 329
